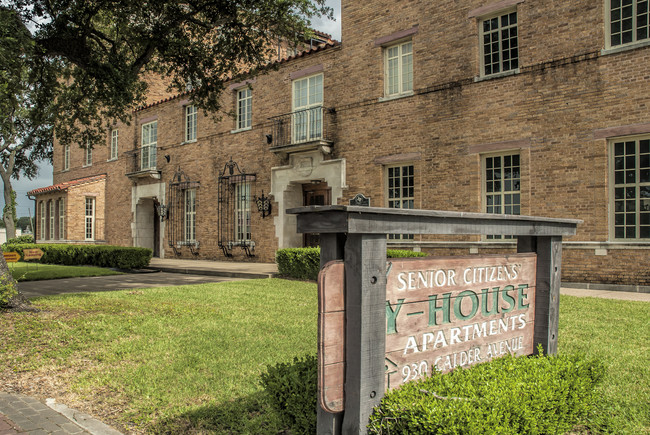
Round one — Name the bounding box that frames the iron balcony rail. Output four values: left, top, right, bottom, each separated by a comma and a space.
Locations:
125, 145, 158, 175
268, 106, 335, 149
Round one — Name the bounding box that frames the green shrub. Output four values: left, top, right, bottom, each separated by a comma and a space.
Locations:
276, 247, 427, 281
368, 353, 605, 434
1, 243, 152, 269
7, 234, 34, 244
0, 272, 18, 307
260, 354, 317, 434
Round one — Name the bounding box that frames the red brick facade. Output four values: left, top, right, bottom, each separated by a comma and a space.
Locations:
34, 0, 650, 286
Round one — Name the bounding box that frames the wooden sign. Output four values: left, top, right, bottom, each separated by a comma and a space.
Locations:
3, 251, 20, 263
23, 248, 44, 261
318, 253, 536, 411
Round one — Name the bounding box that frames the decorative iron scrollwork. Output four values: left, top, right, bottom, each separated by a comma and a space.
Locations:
254, 191, 272, 218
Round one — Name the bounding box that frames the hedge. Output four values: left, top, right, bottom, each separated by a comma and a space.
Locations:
276, 247, 427, 281
2, 243, 152, 270
260, 352, 604, 435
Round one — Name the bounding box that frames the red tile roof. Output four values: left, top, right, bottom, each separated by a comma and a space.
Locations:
135, 41, 341, 112
27, 174, 107, 196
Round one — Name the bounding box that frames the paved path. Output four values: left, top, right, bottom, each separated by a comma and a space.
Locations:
17, 271, 241, 299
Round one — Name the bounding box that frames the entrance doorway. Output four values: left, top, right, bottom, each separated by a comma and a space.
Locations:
302, 182, 331, 247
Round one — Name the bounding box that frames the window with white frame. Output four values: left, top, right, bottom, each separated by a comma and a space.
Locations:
387, 164, 415, 240
292, 74, 323, 143
63, 145, 70, 171
235, 182, 252, 242
184, 188, 196, 242
48, 200, 54, 240
185, 105, 197, 142
85, 197, 95, 240
236, 88, 252, 130
484, 153, 521, 239
385, 41, 413, 97
141, 121, 157, 170
611, 137, 650, 239
110, 129, 118, 160
480, 10, 519, 76
608, 0, 650, 48
83, 142, 92, 166
58, 198, 65, 240
39, 201, 45, 240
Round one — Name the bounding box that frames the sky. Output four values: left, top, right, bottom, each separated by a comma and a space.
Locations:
2, 0, 342, 220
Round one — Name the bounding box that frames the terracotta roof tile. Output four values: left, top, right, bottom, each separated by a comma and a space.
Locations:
27, 174, 107, 196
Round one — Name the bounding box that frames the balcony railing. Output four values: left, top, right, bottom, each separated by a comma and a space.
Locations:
125, 146, 160, 179
268, 107, 335, 155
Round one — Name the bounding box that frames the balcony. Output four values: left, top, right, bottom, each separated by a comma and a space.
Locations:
268, 107, 336, 158
125, 145, 161, 180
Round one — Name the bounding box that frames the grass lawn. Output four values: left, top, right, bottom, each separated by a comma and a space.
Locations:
0, 281, 648, 434
7, 262, 124, 281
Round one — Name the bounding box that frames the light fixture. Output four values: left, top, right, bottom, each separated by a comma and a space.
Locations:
254, 192, 272, 218
156, 203, 168, 221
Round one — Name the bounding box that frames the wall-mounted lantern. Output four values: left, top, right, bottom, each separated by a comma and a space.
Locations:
156, 203, 168, 221
254, 191, 272, 218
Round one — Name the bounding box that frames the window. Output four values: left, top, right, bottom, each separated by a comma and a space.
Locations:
63, 145, 70, 171
236, 88, 252, 130
48, 200, 54, 240
235, 182, 252, 242
185, 105, 197, 142
85, 197, 95, 241
110, 129, 118, 160
292, 74, 323, 143
58, 198, 65, 240
184, 189, 196, 242
39, 201, 45, 240
141, 121, 157, 170
387, 164, 415, 240
483, 153, 521, 239
611, 137, 650, 239
608, 0, 650, 47
385, 41, 413, 97
480, 11, 518, 76
83, 142, 92, 167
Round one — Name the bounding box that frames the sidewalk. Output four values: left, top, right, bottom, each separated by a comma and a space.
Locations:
0, 393, 120, 435
146, 257, 278, 279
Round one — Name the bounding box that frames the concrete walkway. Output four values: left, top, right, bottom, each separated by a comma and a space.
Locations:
4, 257, 649, 434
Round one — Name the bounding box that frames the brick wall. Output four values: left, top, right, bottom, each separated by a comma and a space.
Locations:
45, 0, 650, 285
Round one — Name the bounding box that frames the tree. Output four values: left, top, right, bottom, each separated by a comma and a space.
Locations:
0, 0, 332, 310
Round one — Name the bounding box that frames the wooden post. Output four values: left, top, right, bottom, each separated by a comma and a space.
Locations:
342, 234, 387, 434
517, 236, 563, 355
318, 233, 345, 434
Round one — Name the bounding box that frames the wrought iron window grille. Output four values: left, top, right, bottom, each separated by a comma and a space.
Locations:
218, 158, 257, 258
166, 167, 200, 256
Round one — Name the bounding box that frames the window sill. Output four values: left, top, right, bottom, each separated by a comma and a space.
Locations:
474, 68, 519, 82
82, 164, 92, 168
378, 91, 414, 103
107, 158, 118, 162
181, 139, 197, 145
231, 127, 252, 134
601, 39, 650, 56
61, 169, 69, 173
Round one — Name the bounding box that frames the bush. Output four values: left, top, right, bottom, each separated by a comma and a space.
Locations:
260, 354, 317, 434
1, 243, 152, 269
7, 234, 34, 244
276, 247, 427, 281
0, 272, 18, 307
368, 353, 605, 434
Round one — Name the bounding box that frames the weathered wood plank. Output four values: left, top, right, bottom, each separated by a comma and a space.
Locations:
342, 234, 387, 434
517, 236, 562, 355
290, 206, 580, 236
317, 233, 345, 434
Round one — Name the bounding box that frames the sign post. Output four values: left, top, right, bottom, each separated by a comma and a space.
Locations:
289, 206, 580, 435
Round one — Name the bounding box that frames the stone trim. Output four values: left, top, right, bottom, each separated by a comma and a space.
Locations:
467, 0, 525, 18
289, 64, 323, 80
373, 152, 422, 165
373, 26, 419, 47
468, 138, 532, 154
139, 115, 158, 124
228, 78, 256, 91
593, 122, 650, 139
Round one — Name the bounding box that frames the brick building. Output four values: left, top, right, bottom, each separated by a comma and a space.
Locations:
29, 0, 650, 287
